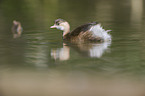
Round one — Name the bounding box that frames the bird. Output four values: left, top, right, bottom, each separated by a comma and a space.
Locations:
50, 19, 111, 42
12, 20, 23, 38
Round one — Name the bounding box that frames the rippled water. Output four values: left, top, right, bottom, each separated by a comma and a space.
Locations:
0, 0, 145, 96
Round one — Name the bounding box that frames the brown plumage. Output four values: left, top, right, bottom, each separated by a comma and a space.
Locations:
50, 19, 111, 43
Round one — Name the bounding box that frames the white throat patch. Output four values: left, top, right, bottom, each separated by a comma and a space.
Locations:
56, 26, 64, 30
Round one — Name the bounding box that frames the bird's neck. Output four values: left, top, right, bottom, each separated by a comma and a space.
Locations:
63, 22, 70, 37
63, 30, 70, 37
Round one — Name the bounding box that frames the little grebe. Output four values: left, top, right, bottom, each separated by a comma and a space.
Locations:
12, 20, 23, 38
50, 19, 111, 42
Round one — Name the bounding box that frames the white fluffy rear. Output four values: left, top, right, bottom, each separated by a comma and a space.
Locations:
89, 24, 111, 41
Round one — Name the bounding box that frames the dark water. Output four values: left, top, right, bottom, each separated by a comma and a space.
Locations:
0, 0, 145, 96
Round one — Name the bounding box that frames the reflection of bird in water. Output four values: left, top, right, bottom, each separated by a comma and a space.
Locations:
51, 44, 70, 61
70, 41, 111, 58
50, 19, 111, 43
51, 41, 111, 61
87, 42, 111, 58
12, 20, 23, 38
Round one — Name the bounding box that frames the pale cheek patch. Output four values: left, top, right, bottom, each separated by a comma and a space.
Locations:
56, 26, 64, 30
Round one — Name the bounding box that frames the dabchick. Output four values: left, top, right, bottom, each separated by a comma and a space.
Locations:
50, 19, 111, 42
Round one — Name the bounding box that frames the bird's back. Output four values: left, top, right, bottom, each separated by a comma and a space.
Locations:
70, 22, 99, 36
64, 22, 111, 42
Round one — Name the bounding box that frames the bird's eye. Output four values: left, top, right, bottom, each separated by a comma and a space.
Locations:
56, 21, 60, 25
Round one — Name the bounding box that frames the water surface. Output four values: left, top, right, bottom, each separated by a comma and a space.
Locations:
0, 0, 145, 96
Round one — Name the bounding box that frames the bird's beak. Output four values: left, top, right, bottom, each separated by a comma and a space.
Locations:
50, 25, 57, 28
